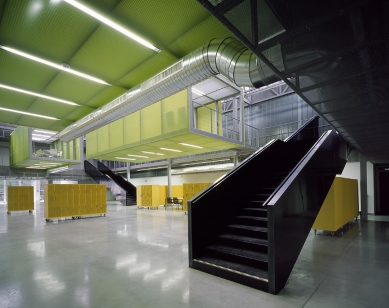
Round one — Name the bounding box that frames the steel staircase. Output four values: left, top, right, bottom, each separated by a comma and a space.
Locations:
189, 116, 348, 294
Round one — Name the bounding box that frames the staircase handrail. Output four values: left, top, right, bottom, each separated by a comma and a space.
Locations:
264, 130, 347, 294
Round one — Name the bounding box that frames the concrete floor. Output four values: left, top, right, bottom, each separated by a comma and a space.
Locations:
0, 202, 389, 308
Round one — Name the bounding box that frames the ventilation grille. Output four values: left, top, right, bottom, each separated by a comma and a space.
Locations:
141, 60, 183, 91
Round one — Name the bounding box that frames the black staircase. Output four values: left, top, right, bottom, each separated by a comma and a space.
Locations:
84, 160, 137, 206
188, 116, 348, 294
96, 162, 137, 206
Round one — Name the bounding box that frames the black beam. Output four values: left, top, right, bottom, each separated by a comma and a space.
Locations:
250, 0, 258, 45
256, 0, 368, 51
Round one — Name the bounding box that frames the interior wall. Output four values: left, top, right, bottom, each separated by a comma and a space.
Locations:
129, 171, 227, 187
337, 161, 375, 214
0, 141, 10, 166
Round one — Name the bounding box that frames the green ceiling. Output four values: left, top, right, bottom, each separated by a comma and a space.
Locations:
0, 0, 234, 131
88, 132, 243, 163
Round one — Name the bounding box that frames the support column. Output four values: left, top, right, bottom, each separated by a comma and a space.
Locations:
167, 159, 172, 198
126, 162, 131, 181
240, 88, 245, 144
233, 151, 239, 167
360, 154, 368, 222
232, 98, 238, 139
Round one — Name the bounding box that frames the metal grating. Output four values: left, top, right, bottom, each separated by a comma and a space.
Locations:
198, 0, 389, 163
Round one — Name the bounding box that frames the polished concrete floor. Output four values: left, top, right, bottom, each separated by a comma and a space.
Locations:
1, 202, 389, 308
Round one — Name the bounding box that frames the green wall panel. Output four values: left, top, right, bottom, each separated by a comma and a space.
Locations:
87, 89, 189, 159
97, 125, 109, 153
9, 126, 29, 167
141, 101, 162, 142
87, 131, 98, 158
110, 120, 124, 150
162, 90, 188, 135
123, 112, 141, 147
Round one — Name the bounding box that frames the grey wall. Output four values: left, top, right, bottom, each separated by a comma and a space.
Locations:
0, 141, 10, 166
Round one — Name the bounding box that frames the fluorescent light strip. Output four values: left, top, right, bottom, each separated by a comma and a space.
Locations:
0, 107, 58, 120
0, 45, 110, 85
136, 167, 166, 171
160, 147, 182, 153
181, 159, 230, 166
192, 88, 205, 96
115, 157, 136, 160
64, 0, 160, 53
39, 162, 61, 165
179, 143, 203, 149
0, 84, 78, 106
142, 151, 165, 156
33, 130, 57, 135
127, 154, 149, 158
32, 134, 52, 138
26, 166, 46, 169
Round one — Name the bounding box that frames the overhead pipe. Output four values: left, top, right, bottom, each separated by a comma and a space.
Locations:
59, 37, 283, 142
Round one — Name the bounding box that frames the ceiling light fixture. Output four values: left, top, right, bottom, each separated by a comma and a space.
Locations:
192, 88, 205, 96
33, 130, 57, 135
127, 154, 149, 158
63, 0, 161, 53
26, 166, 46, 169
160, 147, 182, 152
32, 134, 52, 138
115, 157, 136, 160
48, 166, 69, 173
0, 84, 79, 106
141, 151, 165, 156
0, 107, 58, 120
179, 143, 203, 149
0, 45, 110, 85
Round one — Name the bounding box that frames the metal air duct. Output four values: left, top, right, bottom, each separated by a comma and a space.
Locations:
59, 37, 283, 142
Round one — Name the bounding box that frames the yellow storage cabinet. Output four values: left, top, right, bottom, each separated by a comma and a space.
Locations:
183, 182, 212, 212
7, 186, 34, 214
313, 177, 359, 234
137, 185, 160, 209
44, 184, 107, 221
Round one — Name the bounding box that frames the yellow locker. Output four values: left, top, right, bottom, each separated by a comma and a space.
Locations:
159, 186, 167, 205
8, 186, 34, 213
137, 185, 142, 206
91, 185, 97, 207
313, 178, 359, 232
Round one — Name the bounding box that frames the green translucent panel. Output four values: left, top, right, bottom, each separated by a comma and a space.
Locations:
196, 101, 222, 135
97, 125, 109, 154
123, 112, 141, 146
87, 89, 189, 159
9, 126, 29, 167
68, 140, 74, 160
110, 118, 124, 150
161, 90, 188, 135
141, 101, 162, 142
75, 138, 80, 160
86, 131, 98, 158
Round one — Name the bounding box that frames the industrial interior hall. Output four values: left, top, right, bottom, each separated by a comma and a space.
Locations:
0, 0, 388, 307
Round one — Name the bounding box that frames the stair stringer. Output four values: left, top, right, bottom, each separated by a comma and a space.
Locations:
266, 130, 348, 294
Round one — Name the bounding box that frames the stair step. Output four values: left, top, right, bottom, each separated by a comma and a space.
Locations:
207, 244, 267, 266
226, 224, 268, 238
227, 224, 267, 232
195, 255, 268, 280
242, 207, 267, 217
218, 234, 268, 246
243, 207, 267, 212
236, 216, 267, 221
